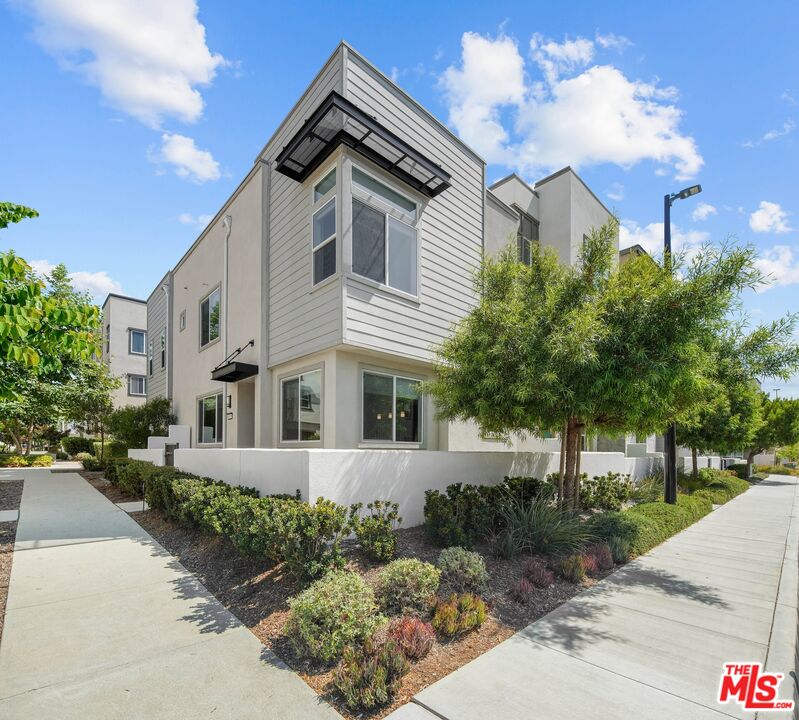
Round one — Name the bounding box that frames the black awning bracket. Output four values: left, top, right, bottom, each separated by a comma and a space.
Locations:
275, 92, 451, 198
211, 340, 258, 383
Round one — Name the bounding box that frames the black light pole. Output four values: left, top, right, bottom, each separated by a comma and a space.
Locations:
663, 184, 702, 504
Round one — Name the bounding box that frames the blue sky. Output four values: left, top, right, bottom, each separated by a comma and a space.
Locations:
2, 1, 798, 395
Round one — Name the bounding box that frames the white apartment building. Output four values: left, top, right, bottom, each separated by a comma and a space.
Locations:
101, 293, 148, 408
144, 42, 615, 453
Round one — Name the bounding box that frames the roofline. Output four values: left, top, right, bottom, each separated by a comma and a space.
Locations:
534, 166, 614, 217
619, 243, 649, 257
102, 293, 146, 308
146, 270, 173, 303
489, 172, 539, 197
485, 188, 519, 219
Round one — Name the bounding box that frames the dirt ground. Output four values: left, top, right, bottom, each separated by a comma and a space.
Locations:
0, 478, 23, 643
132, 507, 607, 719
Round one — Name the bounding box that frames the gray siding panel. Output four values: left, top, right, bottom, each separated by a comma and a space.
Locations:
146, 277, 170, 400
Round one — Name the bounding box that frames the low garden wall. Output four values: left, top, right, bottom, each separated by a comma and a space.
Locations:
128, 448, 165, 466
174, 448, 663, 527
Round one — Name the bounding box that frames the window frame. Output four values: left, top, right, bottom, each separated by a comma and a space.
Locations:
127, 374, 147, 397
278, 366, 323, 445
199, 285, 221, 351
196, 391, 224, 446
310, 162, 338, 289
514, 207, 539, 267
360, 367, 424, 447
350, 163, 421, 300
179, 309, 186, 332
160, 329, 166, 369
128, 328, 147, 355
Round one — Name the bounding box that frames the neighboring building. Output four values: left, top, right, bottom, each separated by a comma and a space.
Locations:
619, 243, 649, 265
101, 293, 148, 408
144, 42, 616, 451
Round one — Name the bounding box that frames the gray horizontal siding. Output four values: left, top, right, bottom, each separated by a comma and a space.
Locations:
146, 282, 169, 400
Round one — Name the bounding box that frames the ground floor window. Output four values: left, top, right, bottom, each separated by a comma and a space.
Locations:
362, 371, 422, 443
128, 375, 146, 396
198, 393, 223, 444
281, 370, 322, 442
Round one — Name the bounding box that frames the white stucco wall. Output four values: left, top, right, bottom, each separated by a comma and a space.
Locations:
128, 448, 165, 466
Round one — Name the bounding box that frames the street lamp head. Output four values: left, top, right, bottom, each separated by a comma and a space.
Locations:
673, 184, 702, 202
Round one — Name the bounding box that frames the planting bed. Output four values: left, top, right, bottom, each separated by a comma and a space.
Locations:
0, 478, 23, 643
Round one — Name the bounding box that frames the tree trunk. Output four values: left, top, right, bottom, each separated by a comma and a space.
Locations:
746, 449, 758, 479
558, 422, 567, 507
9, 427, 23, 456
23, 423, 34, 456
100, 424, 105, 463
562, 418, 580, 511
691, 448, 698, 479
574, 424, 584, 510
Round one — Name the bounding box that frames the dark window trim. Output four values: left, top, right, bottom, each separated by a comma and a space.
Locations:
128, 327, 147, 355
127, 374, 147, 396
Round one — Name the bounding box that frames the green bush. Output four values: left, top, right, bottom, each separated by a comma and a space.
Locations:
81, 456, 106, 471
349, 500, 401, 562
62, 436, 95, 456
580, 472, 634, 511
286, 570, 385, 662
755, 464, 799, 477
333, 638, 410, 710
630, 475, 663, 503
75, 452, 93, 462
93, 440, 129, 460
587, 494, 712, 557
694, 474, 749, 504
557, 554, 586, 583
431, 593, 487, 637
424, 476, 555, 547
437, 547, 489, 593
115, 460, 158, 497
30, 454, 53, 467
143, 466, 190, 516
104, 458, 133, 484
1, 455, 28, 467
725, 463, 748, 479
607, 535, 631, 564
375, 558, 441, 614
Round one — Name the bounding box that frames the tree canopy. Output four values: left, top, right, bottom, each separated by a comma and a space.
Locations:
0, 202, 38, 230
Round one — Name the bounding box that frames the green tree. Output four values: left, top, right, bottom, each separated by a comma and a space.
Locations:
427, 219, 768, 509
0, 202, 38, 230
746, 397, 799, 475
106, 398, 177, 449
64, 361, 121, 461
0, 374, 65, 454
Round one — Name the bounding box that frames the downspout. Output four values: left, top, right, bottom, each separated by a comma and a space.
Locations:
161, 281, 170, 401
222, 214, 232, 448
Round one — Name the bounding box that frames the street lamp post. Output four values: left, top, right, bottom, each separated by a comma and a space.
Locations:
663, 184, 702, 504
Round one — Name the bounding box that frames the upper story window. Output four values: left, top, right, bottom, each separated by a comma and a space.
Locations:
362, 370, 422, 444
517, 210, 539, 266
179, 309, 186, 332
312, 169, 337, 285
105, 324, 110, 354
351, 166, 418, 296
148, 341, 153, 376
160, 330, 166, 368
200, 287, 220, 348
129, 329, 146, 355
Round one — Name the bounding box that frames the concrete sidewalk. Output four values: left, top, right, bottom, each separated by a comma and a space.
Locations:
389, 475, 799, 720
0, 469, 340, 719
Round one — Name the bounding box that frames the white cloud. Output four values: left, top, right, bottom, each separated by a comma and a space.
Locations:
755, 245, 799, 290
749, 201, 792, 234
619, 219, 708, 258
23, 0, 227, 128
29, 259, 122, 301
149, 133, 220, 183
440, 32, 703, 181
605, 182, 624, 201
178, 212, 213, 228
743, 120, 795, 148
782, 89, 796, 106
691, 202, 717, 221
595, 32, 633, 51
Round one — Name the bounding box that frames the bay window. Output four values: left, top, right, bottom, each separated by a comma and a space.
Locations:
312, 168, 336, 285
281, 369, 322, 442
351, 166, 418, 296
362, 371, 422, 443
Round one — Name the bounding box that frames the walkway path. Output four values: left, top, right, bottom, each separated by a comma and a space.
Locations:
0, 469, 340, 720
389, 474, 799, 720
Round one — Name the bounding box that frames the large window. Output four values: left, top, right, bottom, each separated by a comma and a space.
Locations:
517, 210, 539, 266
200, 287, 220, 348
281, 370, 322, 442
128, 375, 146, 396
198, 393, 223, 444
362, 371, 422, 443
312, 168, 337, 285
352, 167, 418, 296
129, 329, 146, 355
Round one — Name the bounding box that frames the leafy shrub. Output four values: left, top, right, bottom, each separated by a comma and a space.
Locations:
376, 558, 441, 614
607, 535, 630, 564
349, 500, 401, 562
142, 466, 184, 514
333, 638, 410, 711
104, 458, 133, 484
755, 464, 799, 477
62, 436, 95, 457
286, 571, 385, 662
437, 547, 489, 593
424, 476, 555, 547
557, 554, 586, 583
115, 460, 157, 497
725, 463, 748, 479
93, 440, 129, 460
432, 593, 487, 637
30, 454, 53, 467
584, 542, 614, 571
510, 577, 535, 604
693, 474, 749, 504
55, 450, 68, 461
630, 475, 663, 503
386, 616, 435, 660
580, 472, 634, 511
3, 455, 28, 467
74, 452, 93, 462
81, 456, 106, 471
495, 494, 591, 559
522, 557, 554, 588
587, 494, 712, 557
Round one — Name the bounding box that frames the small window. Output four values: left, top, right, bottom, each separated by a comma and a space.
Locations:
362, 371, 422, 443
160, 330, 166, 368
129, 329, 146, 355
517, 211, 539, 266
105, 324, 110, 354
179, 310, 186, 332
128, 375, 146, 396
314, 169, 336, 202
281, 370, 322, 442
197, 393, 223, 444
312, 198, 336, 285
148, 341, 153, 376
353, 167, 417, 221
200, 288, 220, 348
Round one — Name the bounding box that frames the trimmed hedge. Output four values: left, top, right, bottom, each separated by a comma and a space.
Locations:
694, 475, 749, 504
587, 494, 712, 557
62, 436, 95, 457
93, 440, 129, 460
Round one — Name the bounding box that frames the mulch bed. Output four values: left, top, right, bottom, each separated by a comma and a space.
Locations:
0, 478, 24, 643
132, 508, 610, 719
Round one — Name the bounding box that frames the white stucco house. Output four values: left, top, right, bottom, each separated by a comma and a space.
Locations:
101, 293, 148, 409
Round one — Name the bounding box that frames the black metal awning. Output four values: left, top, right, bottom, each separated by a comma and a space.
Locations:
211, 361, 258, 383
275, 91, 451, 198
